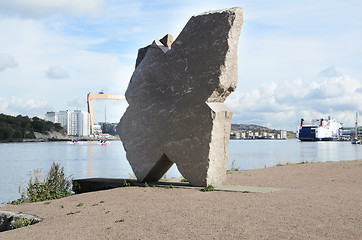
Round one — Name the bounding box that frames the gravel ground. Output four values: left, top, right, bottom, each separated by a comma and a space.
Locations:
1, 160, 361, 239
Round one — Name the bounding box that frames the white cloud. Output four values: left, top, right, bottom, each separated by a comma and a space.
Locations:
0, 96, 51, 118
0, 0, 105, 19
46, 66, 70, 79
0, 97, 9, 111
0, 53, 18, 71
227, 74, 362, 130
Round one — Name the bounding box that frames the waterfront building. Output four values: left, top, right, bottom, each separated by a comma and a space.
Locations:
280, 130, 287, 139
45, 110, 90, 137
58, 110, 70, 134
45, 111, 58, 123
69, 110, 90, 137
93, 124, 102, 135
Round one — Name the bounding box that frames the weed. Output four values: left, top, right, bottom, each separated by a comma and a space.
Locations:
66, 211, 80, 215
92, 203, 99, 206
231, 159, 239, 171
123, 179, 131, 187
169, 184, 174, 188
77, 202, 83, 207
100, 201, 104, 203
144, 182, 149, 187
60, 205, 64, 208
11, 162, 73, 204
115, 219, 125, 223
44, 201, 51, 205
105, 210, 110, 214
107, 227, 112, 230
180, 178, 188, 182
242, 191, 251, 193
12, 217, 32, 229
202, 185, 215, 192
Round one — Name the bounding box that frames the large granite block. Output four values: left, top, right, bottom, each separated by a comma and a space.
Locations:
118, 7, 243, 187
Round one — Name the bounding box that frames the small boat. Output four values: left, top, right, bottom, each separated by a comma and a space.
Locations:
351, 139, 361, 144
99, 139, 110, 145
71, 139, 83, 145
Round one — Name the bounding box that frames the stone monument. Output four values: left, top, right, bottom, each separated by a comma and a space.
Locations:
118, 7, 243, 187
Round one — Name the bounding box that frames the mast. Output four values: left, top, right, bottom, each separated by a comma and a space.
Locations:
105, 106, 107, 123
355, 112, 358, 140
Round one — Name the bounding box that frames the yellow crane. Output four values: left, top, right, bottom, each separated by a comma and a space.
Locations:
87, 92, 126, 135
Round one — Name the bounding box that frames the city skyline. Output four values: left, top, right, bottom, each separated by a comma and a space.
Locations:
1, 0, 361, 131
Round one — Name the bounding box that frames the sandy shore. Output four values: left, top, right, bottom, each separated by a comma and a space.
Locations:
1, 160, 361, 239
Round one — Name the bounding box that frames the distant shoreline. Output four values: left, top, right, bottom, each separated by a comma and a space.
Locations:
0, 138, 120, 143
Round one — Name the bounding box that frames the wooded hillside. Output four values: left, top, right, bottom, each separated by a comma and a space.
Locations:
0, 113, 65, 140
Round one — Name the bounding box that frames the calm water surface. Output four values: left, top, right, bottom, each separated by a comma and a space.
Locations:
1, 139, 361, 203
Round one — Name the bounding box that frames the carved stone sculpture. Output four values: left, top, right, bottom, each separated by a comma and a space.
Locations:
118, 7, 243, 187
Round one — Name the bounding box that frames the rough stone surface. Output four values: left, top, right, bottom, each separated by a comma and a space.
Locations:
118, 7, 243, 187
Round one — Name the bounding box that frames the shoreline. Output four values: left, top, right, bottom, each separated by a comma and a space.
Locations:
1, 160, 361, 239
0, 138, 121, 143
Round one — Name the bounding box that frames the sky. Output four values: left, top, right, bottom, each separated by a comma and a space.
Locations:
0, 0, 361, 131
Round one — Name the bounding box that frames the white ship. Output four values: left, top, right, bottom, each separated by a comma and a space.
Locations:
297, 116, 342, 141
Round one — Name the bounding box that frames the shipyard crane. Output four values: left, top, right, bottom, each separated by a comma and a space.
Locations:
87, 92, 126, 135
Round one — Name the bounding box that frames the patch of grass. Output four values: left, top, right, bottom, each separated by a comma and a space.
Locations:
115, 219, 125, 223
277, 161, 311, 167
297, 161, 310, 164
66, 211, 80, 215
77, 202, 83, 207
12, 217, 32, 229
276, 162, 292, 166
201, 185, 215, 192
11, 162, 73, 204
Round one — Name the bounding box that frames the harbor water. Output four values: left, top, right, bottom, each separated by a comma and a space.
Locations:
1, 139, 362, 203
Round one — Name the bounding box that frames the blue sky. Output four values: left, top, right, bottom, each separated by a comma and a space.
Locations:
0, 0, 361, 130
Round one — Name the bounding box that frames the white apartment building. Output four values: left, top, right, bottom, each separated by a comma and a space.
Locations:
58, 110, 70, 134
45, 112, 58, 123
69, 110, 90, 137
45, 110, 90, 137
